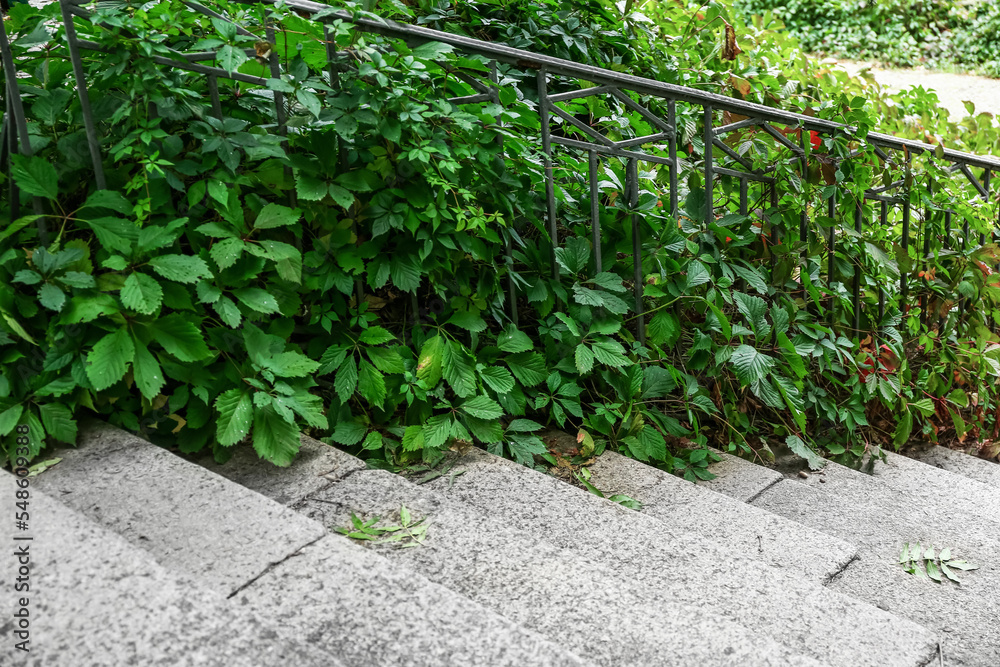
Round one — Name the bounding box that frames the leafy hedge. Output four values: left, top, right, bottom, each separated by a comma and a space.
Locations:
2, 0, 1000, 478
738, 0, 1000, 75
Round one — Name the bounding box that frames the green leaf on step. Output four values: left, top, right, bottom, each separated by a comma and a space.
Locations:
38, 403, 77, 444
252, 404, 300, 466
785, 434, 825, 471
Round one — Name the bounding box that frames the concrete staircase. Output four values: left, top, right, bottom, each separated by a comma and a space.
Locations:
6, 423, 999, 666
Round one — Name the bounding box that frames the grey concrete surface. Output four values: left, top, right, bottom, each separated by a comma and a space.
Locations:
698, 450, 783, 501
239, 533, 591, 667
200, 433, 365, 505
31, 421, 325, 596
298, 468, 891, 667
0, 473, 337, 667
587, 450, 857, 581
755, 479, 998, 666
908, 445, 1000, 489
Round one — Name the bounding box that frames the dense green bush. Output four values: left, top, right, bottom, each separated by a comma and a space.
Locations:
737, 0, 997, 73
2, 0, 1000, 479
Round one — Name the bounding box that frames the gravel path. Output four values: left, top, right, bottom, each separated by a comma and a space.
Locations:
833, 59, 1000, 121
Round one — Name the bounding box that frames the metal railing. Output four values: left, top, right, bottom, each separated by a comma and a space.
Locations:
4, 0, 1000, 343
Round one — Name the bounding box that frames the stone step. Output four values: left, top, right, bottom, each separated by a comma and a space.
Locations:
34, 422, 589, 667
587, 450, 856, 582
908, 445, 1000, 489
292, 468, 827, 667
0, 472, 337, 667
752, 477, 1000, 667
698, 449, 784, 501
212, 441, 934, 667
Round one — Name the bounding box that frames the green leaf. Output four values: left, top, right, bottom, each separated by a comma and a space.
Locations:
733, 292, 771, 338
149, 255, 212, 284
0, 405, 24, 437
83, 190, 132, 214
233, 287, 281, 314
362, 431, 384, 451
647, 310, 680, 347
215, 388, 253, 446
416, 335, 445, 386
685, 260, 711, 290
506, 434, 546, 466
359, 327, 396, 345
121, 273, 163, 314
328, 184, 354, 209
575, 344, 594, 374
591, 338, 629, 367
252, 404, 300, 466
264, 351, 320, 378
86, 328, 135, 391
38, 403, 76, 444
366, 347, 406, 374
335, 356, 359, 403
464, 416, 503, 444
461, 396, 503, 420
132, 337, 165, 400
389, 253, 421, 292
254, 203, 301, 229
590, 272, 628, 293
151, 314, 212, 361
729, 344, 775, 385
10, 155, 58, 199
38, 283, 66, 312
210, 238, 245, 271
786, 434, 825, 471
480, 366, 515, 393
497, 326, 533, 353
506, 351, 547, 386
83, 217, 138, 255
213, 296, 242, 328
217, 44, 248, 73
730, 262, 769, 294
893, 411, 914, 448
402, 425, 425, 451
357, 359, 387, 408
57, 271, 96, 289
332, 419, 366, 446
423, 414, 453, 449
443, 341, 477, 398
507, 418, 544, 432
446, 311, 487, 333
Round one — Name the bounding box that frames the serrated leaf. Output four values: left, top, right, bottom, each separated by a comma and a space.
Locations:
264, 351, 320, 378
786, 434, 825, 471
416, 335, 445, 386
506, 351, 547, 386
497, 326, 533, 353
730, 344, 775, 385
252, 404, 300, 466
11, 155, 58, 199
121, 273, 163, 314
213, 296, 242, 328
460, 395, 503, 419
590, 271, 628, 293
215, 388, 253, 446
446, 310, 487, 333
233, 287, 280, 314
359, 327, 396, 345
647, 310, 680, 347
366, 346, 406, 374
357, 359, 387, 408
575, 344, 594, 374
335, 356, 359, 403
591, 338, 629, 367
730, 262, 769, 294
255, 203, 301, 229
132, 337, 165, 400
149, 255, 212, 284
685, 260, 711, 290
480, 366, 515, 393
443, 341, 477, 398
402, 425, 425, 451
507, 434, 547, 466
211, 238, 245, 270
38, 283, 66, 312
38, 403, 76, 444
328, 183, 354, 209
423, 414, 453, 449
86, 328, 134, 391
332, 419, 366, 446
151, 314, 212, 361
0, 405, 24, 437
507, 418, 544, 432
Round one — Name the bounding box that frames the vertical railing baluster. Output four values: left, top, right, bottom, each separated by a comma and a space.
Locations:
537, 68, 559, 279
265, 22, 286, 133
589, 150, 602, 272
488, 60, 517, 325
668, 100, 678, 219
324, 25, 341, 89
3, 94, 19, 221
921, 202, 932, 329
799, 128, 808, 243
879, 202, 887, 323
0, 16, 47, 243
703, 105, 713, 228
853, 201, 862, 336
207, 76, 223, 120
739, 179, 748, 216
627, 158, 645, 345
827, 190, 836, 321
60, 1, 106, 190
901, 197, 911, 313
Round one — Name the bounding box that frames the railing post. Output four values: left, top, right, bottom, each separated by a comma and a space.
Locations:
879, 202, 888, 322
59, 0, 106, 190
901, 196, 911, 314
627, 158, 645, 345
0, 14, 47, 243
668, 100, 678, 219
589, 150, 602, 273
853, 200, 862, 336
537, 68, 559, 279
827, 189, 836, 322
703, 105, 713, 228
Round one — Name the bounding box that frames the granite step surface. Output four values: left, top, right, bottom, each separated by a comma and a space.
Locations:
212, 440, 936, 667
752, 472, 1000, 667
586, 450, 856, 581
32, 422, 590, 667
0, 472, 338, 667
906, 445, 1000, 489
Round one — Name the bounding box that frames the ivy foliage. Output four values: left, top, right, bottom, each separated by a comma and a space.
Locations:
2, 0, 1000, 478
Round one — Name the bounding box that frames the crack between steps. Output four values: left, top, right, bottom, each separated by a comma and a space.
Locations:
743, 475, 784, 505
917, 642, 943, 667
226, 533, 326, 600
821, 552, 859, 586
